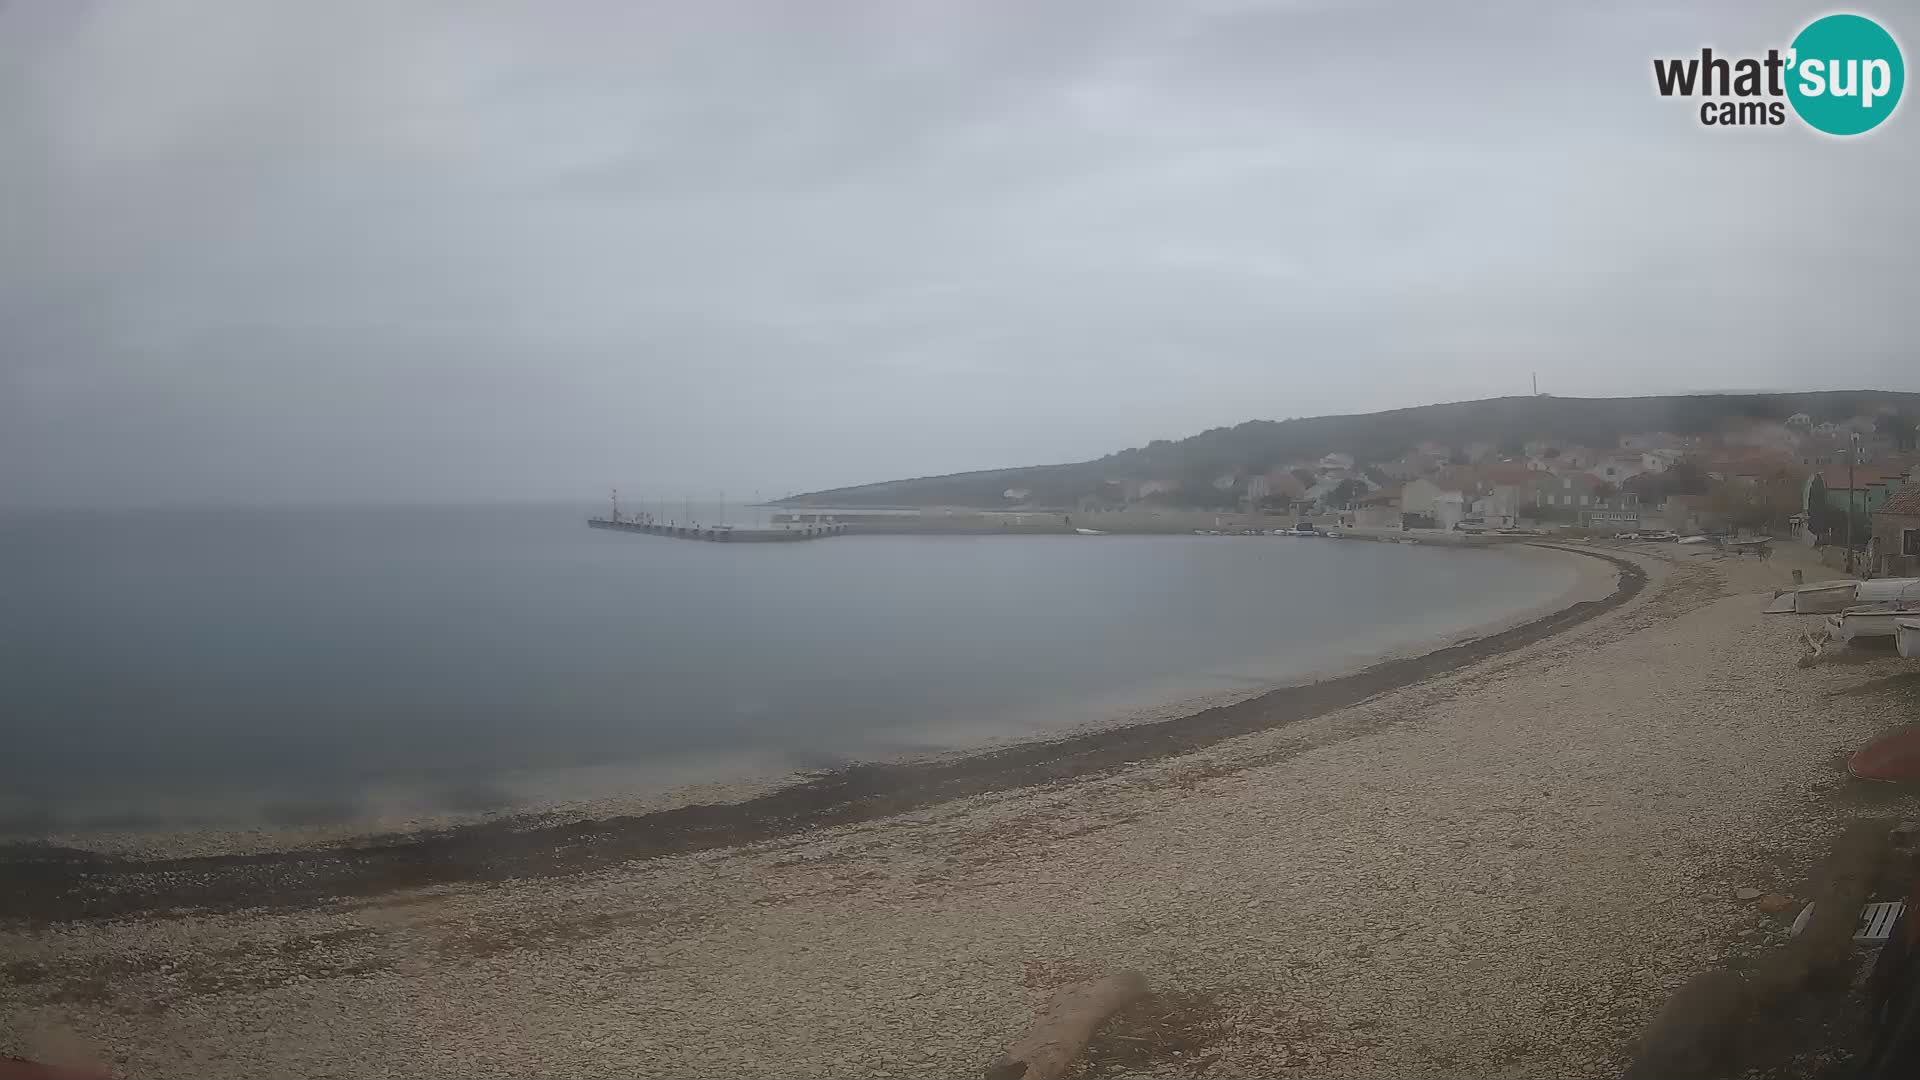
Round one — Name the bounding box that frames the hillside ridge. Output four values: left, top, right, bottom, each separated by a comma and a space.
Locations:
782, 391, 1920, 508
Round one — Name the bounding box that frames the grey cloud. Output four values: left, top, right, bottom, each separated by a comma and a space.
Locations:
3, 0, 1916, 505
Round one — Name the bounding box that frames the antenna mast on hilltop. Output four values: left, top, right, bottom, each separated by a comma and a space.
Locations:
610, 487, 620, 522
1532, 372, 1539, 396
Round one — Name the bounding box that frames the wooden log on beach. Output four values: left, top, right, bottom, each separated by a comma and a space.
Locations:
985, 970, 1148, 1080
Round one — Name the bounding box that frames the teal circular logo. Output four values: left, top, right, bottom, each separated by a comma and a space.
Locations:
1786, 14, 1904, 135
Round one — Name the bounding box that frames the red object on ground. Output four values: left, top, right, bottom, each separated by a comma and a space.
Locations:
1850, 726, 1920, 784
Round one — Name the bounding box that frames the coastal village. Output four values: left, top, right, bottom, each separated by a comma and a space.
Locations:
766, 398, 1920, 580
1061, 407, 1920, 578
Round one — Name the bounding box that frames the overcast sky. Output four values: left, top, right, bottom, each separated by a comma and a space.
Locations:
3, 1, 1916, 505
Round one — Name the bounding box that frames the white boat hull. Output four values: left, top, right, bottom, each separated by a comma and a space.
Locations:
1830, 610, 1915, 643
1899, 618, 1920, 659
1797, 582, 1864, 614
1855, 578, 1920, 606
1766, 581, 1859, 615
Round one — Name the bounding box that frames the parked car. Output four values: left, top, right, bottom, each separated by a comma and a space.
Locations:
1641, 530, 1678, 541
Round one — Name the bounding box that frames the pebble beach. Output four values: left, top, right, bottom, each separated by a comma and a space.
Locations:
6, 541, 1920, 1078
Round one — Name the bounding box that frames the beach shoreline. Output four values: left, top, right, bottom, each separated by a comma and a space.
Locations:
16, 541, 1917, 1078
0, 543, 1632, 920
3, 540, 1616, 864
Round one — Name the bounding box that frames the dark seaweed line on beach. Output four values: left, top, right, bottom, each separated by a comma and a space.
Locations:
0, 546, 1645, 924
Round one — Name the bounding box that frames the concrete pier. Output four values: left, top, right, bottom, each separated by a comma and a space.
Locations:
587, 517, 847, 542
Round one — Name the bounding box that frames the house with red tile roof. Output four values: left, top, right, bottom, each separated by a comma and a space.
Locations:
1816, 464, 1911, 515
1376, 453, 1439, 481
1476, 464, 1538, 488
1587, 455, 1649, 485
1871, 480, 1920, 577
1261, 466, 1308, 502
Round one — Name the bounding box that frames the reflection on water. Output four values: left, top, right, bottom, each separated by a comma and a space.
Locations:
1, 505, 1577, 829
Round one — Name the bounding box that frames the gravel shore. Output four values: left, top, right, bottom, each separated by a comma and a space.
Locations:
7, 543, 1920, 1078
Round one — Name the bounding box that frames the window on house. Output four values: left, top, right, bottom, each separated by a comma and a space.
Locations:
1906, 529, 1920, 557
1580, 495, 1590, 506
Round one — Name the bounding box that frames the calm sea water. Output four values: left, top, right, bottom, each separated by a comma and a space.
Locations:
0, 505, 1578, 831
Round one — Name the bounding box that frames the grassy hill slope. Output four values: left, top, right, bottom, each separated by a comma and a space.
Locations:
783, 391, 1920, 508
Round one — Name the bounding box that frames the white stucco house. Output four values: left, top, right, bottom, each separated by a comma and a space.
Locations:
1587, 455, 1651, 484
1473, 484, 1524, 528
1640, 449, 1682, 473
1401, 477, 1469, 529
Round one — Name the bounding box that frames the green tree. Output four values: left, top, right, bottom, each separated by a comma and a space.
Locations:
1889, 410, 1918, 451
